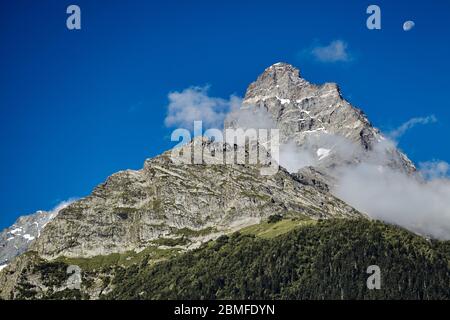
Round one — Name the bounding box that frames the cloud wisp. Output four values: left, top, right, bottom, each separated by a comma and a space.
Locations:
389, 115, 437, 140
419, 161, 449, 180
46, 198, 78, 222
310, 40, 351, 63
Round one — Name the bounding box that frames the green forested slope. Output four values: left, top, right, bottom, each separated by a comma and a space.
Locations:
107, 219, 450, 300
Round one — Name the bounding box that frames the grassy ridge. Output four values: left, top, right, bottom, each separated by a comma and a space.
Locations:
56, 246, 180, 271
240, 216, 316, 239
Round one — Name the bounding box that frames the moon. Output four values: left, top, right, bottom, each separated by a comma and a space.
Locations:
403, 20, 415, 31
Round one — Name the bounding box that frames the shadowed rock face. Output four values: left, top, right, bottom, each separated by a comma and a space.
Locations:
242, 63, 416, 174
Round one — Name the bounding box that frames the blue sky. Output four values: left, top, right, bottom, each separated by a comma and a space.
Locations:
1, 0, 449, 229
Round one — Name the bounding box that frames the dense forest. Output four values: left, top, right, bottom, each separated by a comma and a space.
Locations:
106, 219, 450, 300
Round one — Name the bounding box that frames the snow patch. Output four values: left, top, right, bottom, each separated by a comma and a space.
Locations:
317, 148, 331, 160
276, 97, 291, 105
10, 228, 22, 234
33, 221, 41, 237
0, 264, 7, 271
23, 234, 35, 241
303, 127, 328, 134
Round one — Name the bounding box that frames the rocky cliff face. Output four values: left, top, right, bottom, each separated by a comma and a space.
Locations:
30, 143, 360, 260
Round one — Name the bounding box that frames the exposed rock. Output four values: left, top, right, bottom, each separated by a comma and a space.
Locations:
30, 143, 361, 260
293, 166, 336, 193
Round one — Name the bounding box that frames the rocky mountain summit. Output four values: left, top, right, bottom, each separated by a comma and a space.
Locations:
242, 63, 416, 174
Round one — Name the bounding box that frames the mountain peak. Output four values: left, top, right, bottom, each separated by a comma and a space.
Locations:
244, 63, 343, 106
243, 63, 416, 174
244, 62, 343, 107
250, 63, 306, 92
265, 62, 301, 76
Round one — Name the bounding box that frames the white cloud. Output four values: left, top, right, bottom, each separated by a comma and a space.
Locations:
316, 132, 450, 240
164, 86, 241, 129
335, 160, 450, 240
389, 115, 437, 140
311, 40, 351, 63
